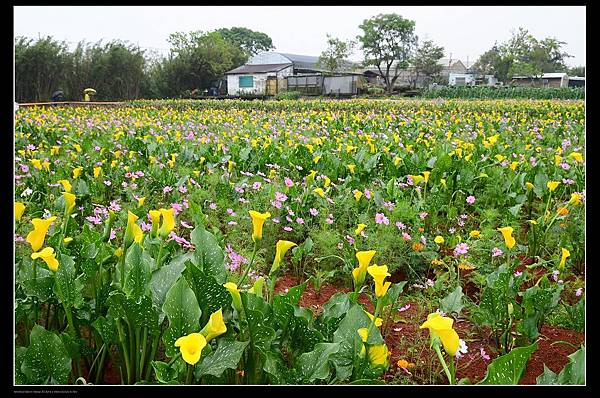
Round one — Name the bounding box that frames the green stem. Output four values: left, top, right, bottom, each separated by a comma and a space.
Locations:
116, 319, 131, 384
145, 332, 162, 380
127, 320, 135, 384
239, 242, 258, 286
95, 343, 108, 385
156, 238, 165, 269
185, 363, 194, 384
434, 343, 454, 385
139, 327, 148, 381
119, 247, 126, 288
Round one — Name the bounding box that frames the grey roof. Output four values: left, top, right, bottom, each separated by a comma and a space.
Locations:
280, 53, 321, 64
225, 63, 292, 74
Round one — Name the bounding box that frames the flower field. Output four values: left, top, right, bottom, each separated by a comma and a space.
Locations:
14, 98, 585, 385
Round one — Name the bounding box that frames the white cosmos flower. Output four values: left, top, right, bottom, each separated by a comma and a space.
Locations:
455, 339, 468, 359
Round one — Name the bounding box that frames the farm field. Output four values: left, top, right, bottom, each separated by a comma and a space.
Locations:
14, 98, 585, 385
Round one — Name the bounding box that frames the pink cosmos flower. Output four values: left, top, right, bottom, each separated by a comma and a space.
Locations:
576, 288, 583, 297
453, 243, 469, 256
309, 208, 318, 216
480, 347, 490, 361
396, 221, 406, 230
296, 217, 304, 225
375, 213, 389, 225
140, 221, 152, 232
163, 186, 173, 193
275, 192, 288, 202
491, 247, 503, 257
402, 232, 411, 241
345, 235, 355, 245
252, 182, 262, 190
284, 177, 294, 187
271, 200, 282, 209
283, 226, 293, 232
466, 196, 476, 205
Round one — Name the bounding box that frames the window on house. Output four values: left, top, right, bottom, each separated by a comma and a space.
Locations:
239, 76, 254, 88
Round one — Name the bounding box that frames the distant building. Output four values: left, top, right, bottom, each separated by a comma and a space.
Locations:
511, 73, 569, 88
224, 51, 357, 96
225, 63, 293, 96
360, 57, 468, 88
568, 76, 585, 88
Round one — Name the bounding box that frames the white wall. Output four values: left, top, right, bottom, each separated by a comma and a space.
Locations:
227, 66, 293, 96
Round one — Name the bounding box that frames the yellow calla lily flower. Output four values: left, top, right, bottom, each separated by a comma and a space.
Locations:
569, 193, 583, 206
158, 208, 176, 238
347, 164, 356, 173
137, 197, 146, 206
559, 248, 570, 269
26, 216, 57, 253
175, 333, 207, 365
63, 192, 76, 214
352, 250, 376, 287
58, 179, 72, 193
568, 152, 583, 163
149, 210, 161, 237
525, 182, 535, 191
124, 211, 139, 248
248, 210, 271, 242
364, 310, 383, 328
200, 308, 227, 343
367, 264, 391, 298
440, 178, 447, 189
355, 223, 366, 236
313, 188, 325, 198
31, 247, 59, 272
354, 191, 363, 201
368, 344, 390, 367
224, 282, 242, 311
410, 175, 424, 185
15, 202, 26, 221
420, 312, 460, 356
270, 240, 297, 274
422, 171, 430, 184
73, 167, 83, 179
497, 226, 516, 250
547, 181, 560, 192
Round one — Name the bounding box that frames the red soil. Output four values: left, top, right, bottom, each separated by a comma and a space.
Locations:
274, 274, 585, 385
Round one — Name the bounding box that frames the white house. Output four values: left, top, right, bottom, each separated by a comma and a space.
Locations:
449, 73, 476, 86
225, 63, 293, 96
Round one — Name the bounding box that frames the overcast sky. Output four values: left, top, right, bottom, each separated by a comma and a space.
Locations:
14, 6, 585, 68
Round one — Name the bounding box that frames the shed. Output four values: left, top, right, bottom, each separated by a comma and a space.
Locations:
323, 74, 361, 95
511, 73, 569, 88
568, 76, 585, 88
449, 73, 476, 86
225, 63, 293, 96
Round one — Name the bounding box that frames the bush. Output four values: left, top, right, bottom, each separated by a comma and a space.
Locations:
275, 90, 302, 100
420, 85, 584, 100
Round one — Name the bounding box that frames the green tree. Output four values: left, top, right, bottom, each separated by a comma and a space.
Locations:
473, 27, 572, 83
568, 65, 585, 77
411, 40, 444, 88
471, 44, 512, 82
153, 31, 246, 98
317, 34, 355, 74
14, 36, 72, 102
357, 13, 418, 93
216, 27, 274, 57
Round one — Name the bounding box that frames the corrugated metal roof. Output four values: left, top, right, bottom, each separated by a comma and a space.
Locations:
280, 53, 321, 64
513, 73, 568, 79
225, 63, 292, 74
